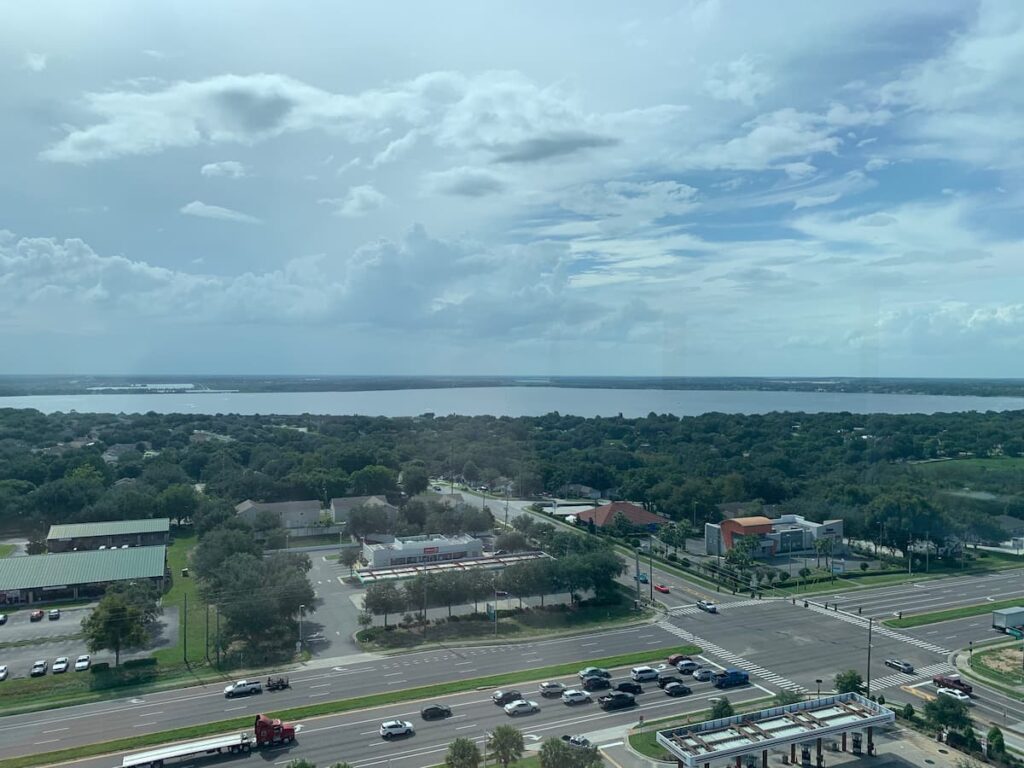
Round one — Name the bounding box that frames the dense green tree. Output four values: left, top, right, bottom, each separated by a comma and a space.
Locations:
924, 695, 971, 731
349, 465, 397, 495
339, 546, 361, 576
157, 484, 199, 524
495, 531, 529, 552
363, 581, 407, 627
81, 591, 149, 666
710, 697, 734, 719
487, 725, 524, 768
444, 737, 481, 768
401, 465, 430, 497
834, 670, 864, 694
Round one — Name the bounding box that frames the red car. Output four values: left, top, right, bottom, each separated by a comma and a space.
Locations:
667, 654, 691, 667
29, 610, 44, 622
654, 584, 670, 594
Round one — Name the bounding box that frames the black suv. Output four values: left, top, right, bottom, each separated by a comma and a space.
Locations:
421, 704, 452, 720
613, 681, 643, 694
598, 692, 636, 711
492, 689, 522, 705
657, 675, 684, 689
582, 676, 611, 691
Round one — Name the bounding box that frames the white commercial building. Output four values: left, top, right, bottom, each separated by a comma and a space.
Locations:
362, 534, 483, 569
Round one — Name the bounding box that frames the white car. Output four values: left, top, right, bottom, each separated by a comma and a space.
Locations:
52, 656, 69, 673
504, 699, 540, 716
561, 689, 591, 705
379, 720, 415, 739
539, 681, 566, 697
936, 688, 972, 705
74, 655, 91, 671
0, 664, 8, 681
676, 660, 701, 674
693, 668, 715, 682
630, 665, 659, 682
697, 600, 718, 613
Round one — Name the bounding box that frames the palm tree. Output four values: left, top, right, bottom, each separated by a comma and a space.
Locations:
487, 725, 524, 768
445, 737, 481, 768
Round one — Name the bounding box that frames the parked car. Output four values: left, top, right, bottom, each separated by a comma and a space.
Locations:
582, 676, 611, 691
578, 667, 611, 679
693, 668, 715, 682
539, 681, 566, 697
30, 660, 47, 677
884, 659, 914, 674
696, 600, 718, 613
676, 660, 701, 675
598, 691, 636, 711
74, 655, 91, 671
658, 675, 684, 689
654, 584, 670, 593
936, 688, 972, 705
561, 689, 591, 705
631, 666, 659, 682
613, 680, 643, 694
0, 665, 8, 681
379, 720, 415, 739
0, 613, 7, 625
504, 699, 540, 716
53, 656, 69, 673
29, 610, 44, 622
667, 654, 692, 666
420, 703, 452, 720
48, 609, 61, 620
223, 679, 263, 698
492, 689, 523, 705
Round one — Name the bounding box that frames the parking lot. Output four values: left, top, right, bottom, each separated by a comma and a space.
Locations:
0, 605, 178, 680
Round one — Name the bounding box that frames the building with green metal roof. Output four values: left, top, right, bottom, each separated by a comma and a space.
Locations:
46, 518, 170, 552
0, 546, 167, 605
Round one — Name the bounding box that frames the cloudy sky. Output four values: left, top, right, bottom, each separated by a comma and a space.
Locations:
3, 0, 1022, 377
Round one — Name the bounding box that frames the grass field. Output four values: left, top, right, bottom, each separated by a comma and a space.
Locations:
153, 532, 210, 669
970, 644, 1024, 690
0, 643, 700, 768
886, 597, 1024, 628
0, 543, 15, 558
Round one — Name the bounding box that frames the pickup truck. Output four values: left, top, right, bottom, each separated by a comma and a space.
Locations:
224, 680, 263, 698
713, 669, 749, 689
933, 674, 972, 695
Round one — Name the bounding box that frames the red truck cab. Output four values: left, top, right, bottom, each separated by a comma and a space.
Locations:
932, 674, 972, 695
253, 714, 297, 745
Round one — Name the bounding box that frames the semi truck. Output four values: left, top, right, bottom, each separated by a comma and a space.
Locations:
713, 669, 749, 689
992, 607, 1024, 633
121, 715, 296, 768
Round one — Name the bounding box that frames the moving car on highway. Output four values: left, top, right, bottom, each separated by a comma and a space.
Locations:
598, 691, 636, 711
539, 681, 566, 697
420, 704, 452, 720
697, 600, 718, 613
379, 720, 414, 739
631, 665, 659, 681
562, 735, 592, 748
676, 659, 701, 675
936, 688, 972, 705
654, 584, 670, 593
884, 659, 914, 674
578, 667, 611, 679
48, 609, 61, 620
582, 675, 611, 691
492, 689, 522, 705
504, 699, 540, 716
0, 613, 7, 624
693, 668, 714, 682
664, 682, 692, 697
29, 610, 43, 622
613, 680, 643, 694
224, 680, 263, 698
561, 689, 591, 705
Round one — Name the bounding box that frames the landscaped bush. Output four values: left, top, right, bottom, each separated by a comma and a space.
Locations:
123, 657, 157, 669
89, 662, 111, 674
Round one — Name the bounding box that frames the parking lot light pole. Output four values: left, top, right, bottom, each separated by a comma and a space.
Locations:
299, 604, 305, 649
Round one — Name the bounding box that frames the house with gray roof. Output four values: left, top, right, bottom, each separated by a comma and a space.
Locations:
235, 499, 324, 529
329, 495, 399, 525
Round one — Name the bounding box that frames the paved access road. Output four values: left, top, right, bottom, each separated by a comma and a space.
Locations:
0, 623, 687, 757
66, 685, 767, 768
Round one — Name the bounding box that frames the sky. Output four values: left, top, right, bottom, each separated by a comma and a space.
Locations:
2, 0, 1023, 377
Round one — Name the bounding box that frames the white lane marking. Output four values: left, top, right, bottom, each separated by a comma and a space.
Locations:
309, 692, 331, 698
224, 706, 247, 711
454, 661, 474, 666
455, 723, 478, 730
33, 739, 61, 745
42, 728, 68, 734
309, 683, 331, 688
138, 711, 163, 717
383, 671, 403, 677
602, 741, 624, 748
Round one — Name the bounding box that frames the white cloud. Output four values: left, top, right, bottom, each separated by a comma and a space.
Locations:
180, 200, 261, 224
200, 160, 249, 178
371, 130, 418, 167
704, 56, 772, 106
23, 52, 47, 72
422, 166, 506, 197
864, 157, 889, 171
320, 185, 387, 217
792, 192, 840, 209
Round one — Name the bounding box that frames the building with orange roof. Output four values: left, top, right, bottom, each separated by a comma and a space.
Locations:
705, 513, 844, 558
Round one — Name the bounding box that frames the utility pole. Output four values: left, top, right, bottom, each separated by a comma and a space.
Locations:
183, 593, 188, 664
692, 501, 697, 527
907, 539, 913, 576
215, 606, 221, 666
204, 603, 210, 663
925, 531, 930, 573
635, 547, 641, 605
649, 538, 654, 601
504, 489, 509, 529
866, 617, 873, 697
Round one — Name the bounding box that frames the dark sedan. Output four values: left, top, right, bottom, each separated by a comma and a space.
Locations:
613, 680, 643, 694
420, 704, 452, 720
582, 676, 611, 691
664, 682, 692, 697
658, 675, 684, 689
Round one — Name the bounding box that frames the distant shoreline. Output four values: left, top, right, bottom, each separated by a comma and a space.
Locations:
2, 375, 1024, 399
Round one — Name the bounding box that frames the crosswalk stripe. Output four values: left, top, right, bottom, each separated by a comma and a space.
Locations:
869, 662, 953, 691
656, 619, 807, 693
802, 603, 952, 655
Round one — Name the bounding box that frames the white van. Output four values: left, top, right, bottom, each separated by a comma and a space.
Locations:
630, 666, 659, 682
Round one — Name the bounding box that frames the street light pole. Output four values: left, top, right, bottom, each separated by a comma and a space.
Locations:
815, 679, 822, 699
298, 604, 305, 650
865, 617, 873, 697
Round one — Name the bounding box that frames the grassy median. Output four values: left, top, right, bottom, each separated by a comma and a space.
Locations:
0, 644, 700, 768
886, 597, 1024, 628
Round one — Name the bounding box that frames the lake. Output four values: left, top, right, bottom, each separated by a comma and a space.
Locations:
3, 387, 1024, 418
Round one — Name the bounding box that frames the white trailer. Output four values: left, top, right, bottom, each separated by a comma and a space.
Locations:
121, 732, 252, 768
992, 606, 1024, 631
